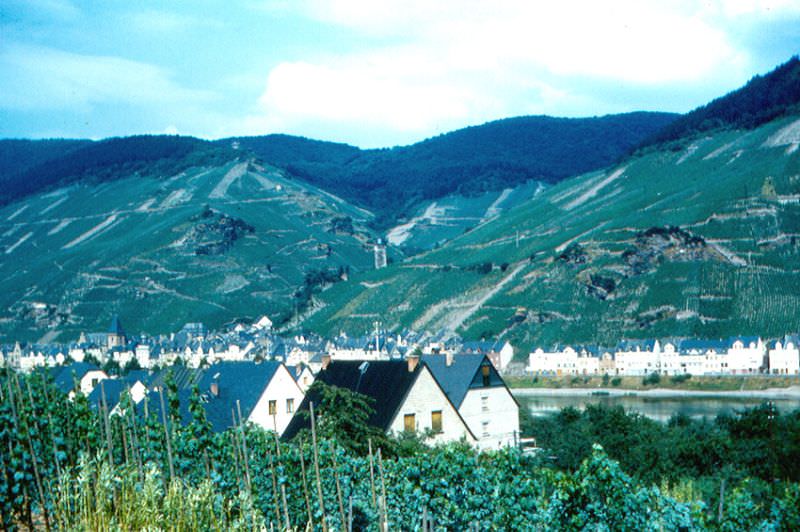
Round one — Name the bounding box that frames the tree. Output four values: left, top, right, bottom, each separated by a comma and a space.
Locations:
294, 381, 389, 454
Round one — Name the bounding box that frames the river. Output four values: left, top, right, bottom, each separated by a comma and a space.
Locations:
514, 388, 800, 422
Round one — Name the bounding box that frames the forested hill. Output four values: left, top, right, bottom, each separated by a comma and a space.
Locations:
225, 111, 678, 224
640, 56, 800, 148
0, 135, 236, 206
0, 139, 90, 183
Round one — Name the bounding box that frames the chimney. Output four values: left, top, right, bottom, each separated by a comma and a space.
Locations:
321, 354, 331, 370
210, 382, 219, 397
445, 350, 453, 367
407, 354, 420, 372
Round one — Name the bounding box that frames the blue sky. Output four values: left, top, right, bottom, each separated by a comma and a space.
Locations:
1, 1, 799, 148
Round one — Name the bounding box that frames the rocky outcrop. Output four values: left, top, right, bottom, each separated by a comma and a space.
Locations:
622, 226, 708, 276
185, 207, 255, 256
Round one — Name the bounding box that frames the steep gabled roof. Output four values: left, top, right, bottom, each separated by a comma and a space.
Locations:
678, 338, 728, 353
423, 354, 512, 408
282, 360, 421, 439
87, 379, 129, 411
196, 361, 282, 432
51, 362, 102, 394
148, 366, 203, 390
109, 314, 125, 336
423, 354, 484, 408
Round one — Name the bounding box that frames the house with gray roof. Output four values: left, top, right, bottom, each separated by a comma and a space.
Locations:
283, 357, 475, 445
424, 353, 519, 449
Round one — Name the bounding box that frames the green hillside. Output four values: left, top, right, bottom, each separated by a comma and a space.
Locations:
227, 112, 678, 224
0, 157, 377, 342
299, 113, 800, 348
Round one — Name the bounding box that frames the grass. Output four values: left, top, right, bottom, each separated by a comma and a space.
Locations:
505, 374, 800, 391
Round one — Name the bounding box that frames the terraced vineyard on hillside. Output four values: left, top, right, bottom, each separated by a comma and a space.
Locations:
301, 115, 800, 349
0, 158, 376, 342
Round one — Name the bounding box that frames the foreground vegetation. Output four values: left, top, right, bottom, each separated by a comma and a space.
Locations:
1, 368, 799, 530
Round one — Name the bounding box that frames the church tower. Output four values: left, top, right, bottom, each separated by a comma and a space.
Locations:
107, 314, 127, 350
373, 238, 387, 269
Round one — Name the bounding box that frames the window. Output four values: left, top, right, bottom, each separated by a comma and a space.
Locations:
286, 398, 294, 414
404, 413, 416, 433
481, 421, 490, 438
481, 396, 489, 412
268, 400, 277, 415
481, 365, 491, 386
431, 411, 442, 433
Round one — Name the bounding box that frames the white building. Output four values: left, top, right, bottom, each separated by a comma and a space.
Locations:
197, 360, 305, 436
425, 353, 519, 449
726, 336, 766, 374
283, 357, 476, 446
769, 336, 800, 375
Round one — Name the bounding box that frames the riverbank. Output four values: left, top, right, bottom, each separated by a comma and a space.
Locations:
512, 386, 800, 399
504, 374, 800, 392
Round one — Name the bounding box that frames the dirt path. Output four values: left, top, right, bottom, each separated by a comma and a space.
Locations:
442, 262, 527, 334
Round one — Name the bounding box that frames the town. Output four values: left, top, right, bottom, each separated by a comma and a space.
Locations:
1, 314, 798, 452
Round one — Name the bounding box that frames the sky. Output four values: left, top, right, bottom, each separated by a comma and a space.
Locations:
1, 1, 799, 148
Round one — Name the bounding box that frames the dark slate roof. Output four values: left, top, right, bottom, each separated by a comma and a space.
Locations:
285, 364, 312, 382
135, 388, 195, 428
282, 360, 421, 440
122, 369, 153, 386
148, 366, 203, 391
678, 339, 728, 353
52, 362, 102, 394
460, 341, 499, 353
728, 336, 761, 347
423, 354, 510, 408
109, 315, 125, 336
616, 339, 658, 351
87, 379, 130, 411
196, 361, 282, 433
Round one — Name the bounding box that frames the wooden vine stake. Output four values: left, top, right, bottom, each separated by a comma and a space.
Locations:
298, 437, 314, 528
309, 401, 328, 532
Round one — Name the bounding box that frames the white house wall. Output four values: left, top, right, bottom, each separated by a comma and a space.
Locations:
248, 365, 305, 436
459, 387, 519, 450
388, 368, 475, 444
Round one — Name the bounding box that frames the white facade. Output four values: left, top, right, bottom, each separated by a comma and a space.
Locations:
769, 340, 800, 374
459, 386, 519, 450
487, 341, 515, 371
727, 338, 765, 374
527, 347, 577, 374
614, 341, 660, 375
388, 367, 476, 445
248, 365, 306, 436
527, 347, 600, 376
80, 369, 109, 396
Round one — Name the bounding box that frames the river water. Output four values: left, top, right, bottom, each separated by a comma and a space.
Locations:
516, 391, 800, 422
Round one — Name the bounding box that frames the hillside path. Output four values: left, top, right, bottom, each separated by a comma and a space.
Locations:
443, 262, 526, 335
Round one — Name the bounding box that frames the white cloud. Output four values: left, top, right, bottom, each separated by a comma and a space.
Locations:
0, 44, 215, 111
250, 0, 759, 145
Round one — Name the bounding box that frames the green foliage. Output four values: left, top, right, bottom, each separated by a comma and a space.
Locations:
3, 369, 800, 529
294, 380, 389, 455
643, 372, 662, 386
642, 56, 800, 148
0, 135, 237, 206
231, 112, 677, 223
670, 373, 692, 384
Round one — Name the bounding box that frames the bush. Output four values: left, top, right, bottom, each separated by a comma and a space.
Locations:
611, 377, 622, 387
643, 372, 662, 386
670, 373, 692, 384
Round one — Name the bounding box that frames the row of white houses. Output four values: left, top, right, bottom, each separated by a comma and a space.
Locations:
527, 336, 800, 376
